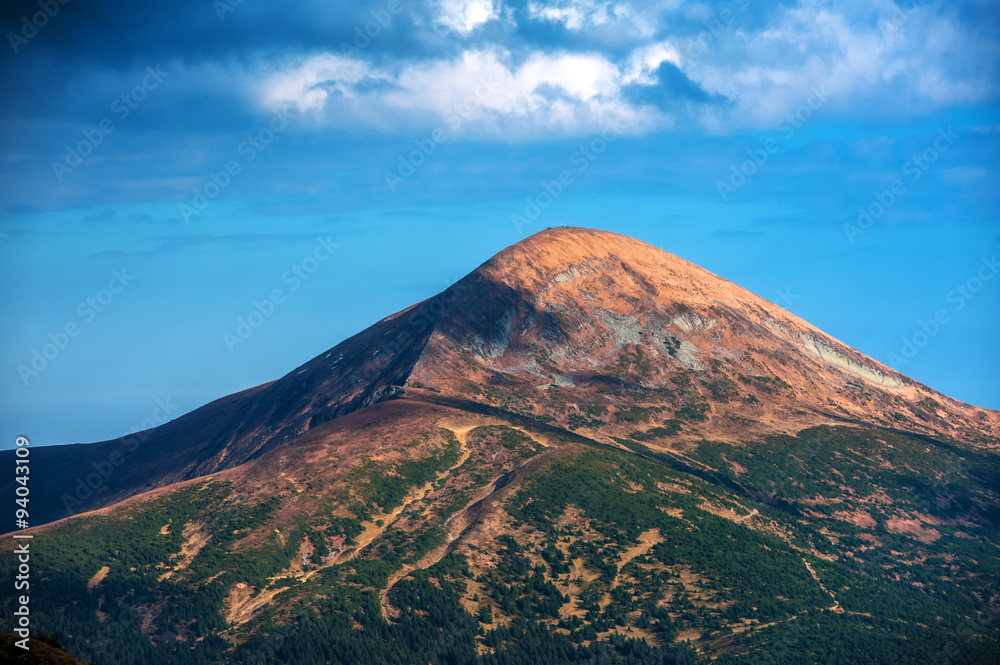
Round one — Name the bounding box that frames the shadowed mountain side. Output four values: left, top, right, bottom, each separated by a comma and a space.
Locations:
4, 294, 450, 525
8, 227, 998, 527
26, 397, 561, 536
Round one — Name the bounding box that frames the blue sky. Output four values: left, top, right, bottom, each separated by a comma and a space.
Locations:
1, 0, 998, 448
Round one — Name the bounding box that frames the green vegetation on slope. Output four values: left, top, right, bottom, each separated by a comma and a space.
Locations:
10, 423, 998, 665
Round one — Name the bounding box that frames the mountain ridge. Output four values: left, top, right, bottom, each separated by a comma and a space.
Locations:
6, 228, 999, 665
7, 227, 997, 528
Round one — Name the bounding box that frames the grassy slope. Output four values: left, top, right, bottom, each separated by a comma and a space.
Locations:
12, 407, 999, 665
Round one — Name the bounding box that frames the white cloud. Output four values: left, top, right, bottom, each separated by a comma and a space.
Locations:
434, 0, 499, 35
528, 0, 607, 30
258, 48, 664, 140
251, 0, 998, 139
682, 0, 998, 128
622, 41, 684, 85
525, 0, 667, 38
260, 54, 375, 112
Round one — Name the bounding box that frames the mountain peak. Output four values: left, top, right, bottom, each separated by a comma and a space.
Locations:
405, 229, 998, 447
494, 226, 659, 262
471, 226, 771, 321
13, 237, 1000, 665
19, 229, 998, 527
478, 226, 696, 292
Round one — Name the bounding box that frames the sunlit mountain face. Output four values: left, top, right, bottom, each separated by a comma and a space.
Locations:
5, 228, 998, 665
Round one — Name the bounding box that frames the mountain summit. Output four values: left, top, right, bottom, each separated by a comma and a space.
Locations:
402, 227, 996, 442
7, 228, 999, 665
18, 227, 999, 526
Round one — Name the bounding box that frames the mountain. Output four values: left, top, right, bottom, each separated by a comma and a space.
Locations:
16, 228, 998, 526
4, 228, 999, 665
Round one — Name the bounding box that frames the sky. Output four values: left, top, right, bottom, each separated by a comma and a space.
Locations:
0, 0, 998, 449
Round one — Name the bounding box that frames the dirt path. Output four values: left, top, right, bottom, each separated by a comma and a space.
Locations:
377, 423, 481, 621
379, 425, 553, 622
158, 522, 212, 581
803, 558, 843, 613
228, 420, 554, 626
589, 529, 665, 612
613, 529, 663, 584
333, 423, 471, 566
228, 423, 476, 628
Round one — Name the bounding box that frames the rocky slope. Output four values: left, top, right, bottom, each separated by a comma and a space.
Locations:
4, 228, 999, 665
9, 228, 997, 526
403, 227, 999, 446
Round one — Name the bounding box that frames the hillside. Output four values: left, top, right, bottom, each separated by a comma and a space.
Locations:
3, 228, 998, 664
10, 228, 997, 527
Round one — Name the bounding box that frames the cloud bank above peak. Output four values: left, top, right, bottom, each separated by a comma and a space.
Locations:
256, 48, 667, 140
233, 0, 998, 140
0, 0, 995, 143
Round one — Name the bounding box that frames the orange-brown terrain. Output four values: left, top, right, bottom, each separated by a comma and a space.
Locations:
3, 228, 998, 665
